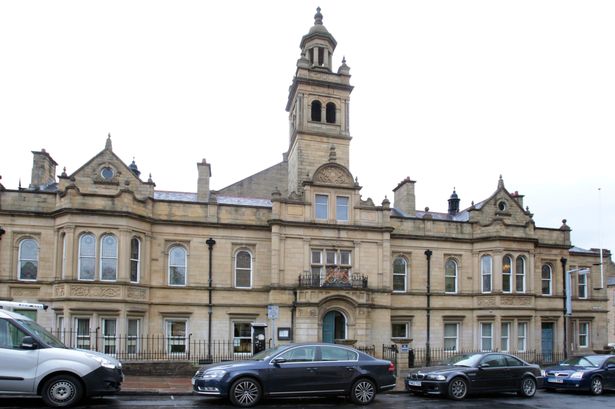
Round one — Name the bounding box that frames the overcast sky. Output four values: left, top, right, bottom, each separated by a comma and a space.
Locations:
1, 1, 613, 257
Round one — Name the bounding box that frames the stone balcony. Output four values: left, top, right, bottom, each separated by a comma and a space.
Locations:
298, 270, 368, 289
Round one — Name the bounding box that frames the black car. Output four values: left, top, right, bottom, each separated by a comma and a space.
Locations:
192, 343, 396, 407
405, 352, 542, 400
543, 354, 615, 395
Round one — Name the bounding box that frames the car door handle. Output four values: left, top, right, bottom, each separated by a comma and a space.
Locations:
306, 367, 319, 372
345, 367, 356, 371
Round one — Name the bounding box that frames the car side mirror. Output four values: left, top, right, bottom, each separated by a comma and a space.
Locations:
479, 363, 490, 368
607, 363, 615, 369
21, 336, 38, 350
271, 357, 287, 365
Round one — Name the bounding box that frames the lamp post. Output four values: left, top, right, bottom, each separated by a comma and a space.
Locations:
205, 237, 216, 362
560, 257, 567, 358
424, 249, 432, 366
561, 258, 590, 358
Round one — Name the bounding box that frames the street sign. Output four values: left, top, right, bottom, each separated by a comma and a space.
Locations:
267, 305, 279, 320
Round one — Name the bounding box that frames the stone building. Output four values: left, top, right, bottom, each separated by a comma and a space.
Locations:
0, 8, 610, 360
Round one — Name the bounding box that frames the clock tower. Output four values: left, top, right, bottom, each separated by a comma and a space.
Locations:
286, 7, 354, 196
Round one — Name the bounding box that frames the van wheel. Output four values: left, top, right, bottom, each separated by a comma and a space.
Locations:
41, 375, 83, 407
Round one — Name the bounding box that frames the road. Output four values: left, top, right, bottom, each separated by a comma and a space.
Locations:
0, 391, 613, 409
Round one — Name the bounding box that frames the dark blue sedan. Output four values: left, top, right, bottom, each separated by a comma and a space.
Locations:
192, 343, 397, 407
543, 354, 615, 395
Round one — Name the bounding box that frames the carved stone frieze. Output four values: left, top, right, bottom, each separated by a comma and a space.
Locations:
127, 287, 147, 300
477, 296, 496, 307
54, 285, 66, 297
69, 285, 120, 298
501, 296, 532, 306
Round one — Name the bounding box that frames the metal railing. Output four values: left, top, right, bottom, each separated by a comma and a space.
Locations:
298, 271, 368, 289
49, 330, 378, 364
401, 347, 566, 367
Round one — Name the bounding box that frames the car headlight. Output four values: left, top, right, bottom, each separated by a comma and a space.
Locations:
426, 374, 446, 381
570, 371, 584, 379
87, 354, 117, 369
203, 369, 226, 379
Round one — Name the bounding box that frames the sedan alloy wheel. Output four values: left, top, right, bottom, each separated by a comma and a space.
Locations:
518, 377, 537, 397
448, 377, 468, 400
590, 377, 603, 395
349, 378, 376, 405
229, 378, 262, 407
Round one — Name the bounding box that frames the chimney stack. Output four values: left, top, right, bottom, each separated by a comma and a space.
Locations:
393, 177, 416, 216
197, 159, 212, 202
30, 149, 57, 189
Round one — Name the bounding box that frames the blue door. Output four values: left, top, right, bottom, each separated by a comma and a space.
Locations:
541, 323, 554, 363
322, 311, 345, 343
322, 312, 335, 343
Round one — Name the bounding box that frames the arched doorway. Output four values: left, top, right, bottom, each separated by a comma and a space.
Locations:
322, 310, 346, 343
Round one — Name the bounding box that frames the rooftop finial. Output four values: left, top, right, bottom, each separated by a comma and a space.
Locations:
314, 6, 323, 25
105, 133, 113, 151
498, 174, 504, 189
329, 145, 337, 162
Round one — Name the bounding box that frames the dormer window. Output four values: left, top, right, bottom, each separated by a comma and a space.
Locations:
326, 102, 336, 123
101, 166, 115, 180
311, 100, 322, 122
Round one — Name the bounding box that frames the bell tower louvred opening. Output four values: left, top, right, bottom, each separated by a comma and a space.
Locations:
286, 8, 354, 196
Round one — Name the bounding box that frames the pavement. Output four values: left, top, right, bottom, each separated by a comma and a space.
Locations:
120, 371, 409, 395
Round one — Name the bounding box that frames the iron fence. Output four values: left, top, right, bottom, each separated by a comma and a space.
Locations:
48, 330, 378, 364
403, 347, 566, 367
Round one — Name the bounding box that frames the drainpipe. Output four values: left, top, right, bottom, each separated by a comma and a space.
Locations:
206, 238, 216, 362
560, 257, 568, 359
425, 249, 433, 366
291, 290, 297, 341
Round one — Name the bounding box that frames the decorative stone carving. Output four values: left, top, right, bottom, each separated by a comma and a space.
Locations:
477, 296, 496, 306
313, 164, 353, 186
501, 296, 532, 306
54, 286, 65, 297
127, 287, 147, 300
70, 285, 120, 298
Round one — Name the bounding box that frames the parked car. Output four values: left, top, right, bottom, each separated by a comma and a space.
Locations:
405, 352, 542, 400
192, 343, 396, 407
543, 354, 615, 395
0, 307, 123, 407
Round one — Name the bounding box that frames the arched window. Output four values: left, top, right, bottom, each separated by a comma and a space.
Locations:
481, 255, 492, 293
515, 256, 526, 293
100, 234, 118, 281
311, 100, 322, 122
502, 255, 513, 293
18, 239, 38, 281
393, 256, 407, 292
168, 246, 187, 286
541, 264, 552, 295
326, 102, 336, 123
445, 258, 458, 293
78, 233, 96, 280
130, 237, 141, 283
235, 250, 252, 288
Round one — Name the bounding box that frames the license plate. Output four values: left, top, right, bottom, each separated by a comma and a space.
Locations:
548, 377, 563, 384
191, 378, 196, 385
408, 380, 422, 387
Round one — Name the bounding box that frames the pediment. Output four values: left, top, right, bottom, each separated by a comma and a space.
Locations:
470, 187, 533, 227
312, 163, 355, 188
60, 139, 153, 198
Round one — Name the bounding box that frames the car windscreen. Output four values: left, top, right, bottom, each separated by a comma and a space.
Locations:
560, 356, 605, 367
251, 345, 287, 361
17, 319, 66, 348
444, 353, 482, 367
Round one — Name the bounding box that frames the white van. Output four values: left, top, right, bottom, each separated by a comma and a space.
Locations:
0, 304, 123, 407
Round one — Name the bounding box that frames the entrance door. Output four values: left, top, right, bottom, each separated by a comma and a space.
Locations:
541, 323, 554, 363
322, 311, 345, 343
